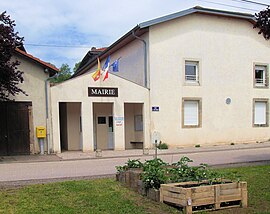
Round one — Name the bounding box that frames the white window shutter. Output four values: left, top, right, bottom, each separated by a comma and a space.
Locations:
184, 101, 199, 126
254, 102, 266, 125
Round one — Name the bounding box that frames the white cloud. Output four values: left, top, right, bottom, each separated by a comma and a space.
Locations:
0, 0, 265, 69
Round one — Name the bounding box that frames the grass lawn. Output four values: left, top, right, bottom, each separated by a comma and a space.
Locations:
211, 164, 270, 214
0, 164, 269, 214
0, 178, 178, 214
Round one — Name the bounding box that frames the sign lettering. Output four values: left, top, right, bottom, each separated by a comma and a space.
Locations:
88, 87, 118, 97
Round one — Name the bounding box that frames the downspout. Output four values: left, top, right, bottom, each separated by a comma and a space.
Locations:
132, 29, 152, 150
132, 30, 148, 87
45, 72, 58, 154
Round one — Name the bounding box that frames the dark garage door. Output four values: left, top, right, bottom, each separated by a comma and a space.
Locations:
0, 102, 31, 155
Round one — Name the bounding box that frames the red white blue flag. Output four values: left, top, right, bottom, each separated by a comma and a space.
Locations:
102, 56, 110, 81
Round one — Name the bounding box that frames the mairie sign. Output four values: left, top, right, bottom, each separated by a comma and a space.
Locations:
88, 87, 118, 97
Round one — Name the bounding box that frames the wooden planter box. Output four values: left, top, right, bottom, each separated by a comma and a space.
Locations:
146, 188, 160, 202
160, 180, 247, 214
116, 171, 126, 183
116, 168, 142, 189
129, 169, 143, 191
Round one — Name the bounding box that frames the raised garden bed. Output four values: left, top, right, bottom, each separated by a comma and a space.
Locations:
116, 168, 142, 188
160, 180, 248, 214
116, 169, 160, 201
116, 157, 248, 212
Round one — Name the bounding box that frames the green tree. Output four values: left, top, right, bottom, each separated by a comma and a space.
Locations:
254, 7, 270, 40
52, 63, 72, 83
73, 61, 81, 73
0, 11, 26, 100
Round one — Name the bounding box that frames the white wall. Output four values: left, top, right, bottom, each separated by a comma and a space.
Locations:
149, 13, 270, 147
50, 73, 149, 153
66, 102, 81, 150
91, 34, 148, 87
11, 54, 50, 153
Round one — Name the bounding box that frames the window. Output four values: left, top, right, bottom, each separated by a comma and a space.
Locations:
185, 61, 199, 83
182, 98, 202, 128
253, 99, 268, 127
98, 116, 106, 124
254, 64, 268, 87
134, 115, 143, 131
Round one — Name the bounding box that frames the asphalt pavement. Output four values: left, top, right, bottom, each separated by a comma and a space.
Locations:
0, 142, 269, 183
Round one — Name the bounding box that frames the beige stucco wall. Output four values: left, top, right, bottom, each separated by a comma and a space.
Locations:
66, 102, 81, 150
93, 34, 148, 87
149, 13, 270, 147
11, 54, 50, 153
50, 72, 150, 153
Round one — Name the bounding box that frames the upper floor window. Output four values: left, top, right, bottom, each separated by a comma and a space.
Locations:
254, 64, 268, 88
185, 61, 199, 84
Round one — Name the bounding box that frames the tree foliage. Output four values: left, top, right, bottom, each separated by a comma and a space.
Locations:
73, 61, 81, 73
0, 11, 25, 100
254, 7, 270, 40
51, 63, 72, 83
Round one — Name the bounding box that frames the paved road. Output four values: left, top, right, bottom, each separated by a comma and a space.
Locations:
0, 147, 269, 182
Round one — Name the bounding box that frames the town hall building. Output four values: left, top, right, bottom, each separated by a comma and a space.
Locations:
49, 6, 270, 153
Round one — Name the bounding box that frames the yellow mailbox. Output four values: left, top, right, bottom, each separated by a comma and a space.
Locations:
36, 126, 46, 138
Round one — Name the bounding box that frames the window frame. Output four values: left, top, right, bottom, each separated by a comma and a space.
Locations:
253, 63, 269, 88
182, 98, 202, 128
183, 59, 201, 86
253, 98, 269, 127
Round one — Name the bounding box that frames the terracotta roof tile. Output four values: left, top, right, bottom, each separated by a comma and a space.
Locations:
15, 48, 59, 73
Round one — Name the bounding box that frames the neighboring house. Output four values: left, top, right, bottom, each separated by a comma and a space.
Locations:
76, 47, 107, 73
50, 6, 270, 153
0, 47, 58, 155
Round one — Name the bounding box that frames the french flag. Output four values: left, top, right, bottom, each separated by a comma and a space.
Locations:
102, 55, 110, 81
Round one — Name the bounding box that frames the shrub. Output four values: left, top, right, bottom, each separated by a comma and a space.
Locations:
156, 142, 169, 149
116, 159, 143, 173
117, 156, 233, 190
126, 159, 143, 169
141, 158, 168, 190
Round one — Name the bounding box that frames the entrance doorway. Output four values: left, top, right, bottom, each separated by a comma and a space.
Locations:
93, 103, 114, 150
124, 103, 144, 149
59, 102, 82, 151
0, 102, 32, 155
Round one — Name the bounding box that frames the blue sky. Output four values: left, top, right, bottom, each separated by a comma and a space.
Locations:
0, 0, 268, 70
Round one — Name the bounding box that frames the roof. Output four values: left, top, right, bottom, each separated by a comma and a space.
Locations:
73, 6, 255, 78
139, 6, 255, 28
75, 47, 107, 73
15, 48, 59, 74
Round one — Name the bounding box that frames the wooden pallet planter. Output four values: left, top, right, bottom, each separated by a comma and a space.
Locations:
116, 169, 143, 188
116, 171, 126, 183
160, 180, 248, 214
137, 179, 147, 195
129, 169, 143, 191
146, 188, 160, 202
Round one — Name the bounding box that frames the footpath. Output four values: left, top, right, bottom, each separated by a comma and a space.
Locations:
0, 142, 269, 184
1, 141, 270, 164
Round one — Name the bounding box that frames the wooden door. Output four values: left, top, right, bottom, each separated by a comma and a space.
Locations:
0, 102, 31, 155
0, 103, 8, 155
